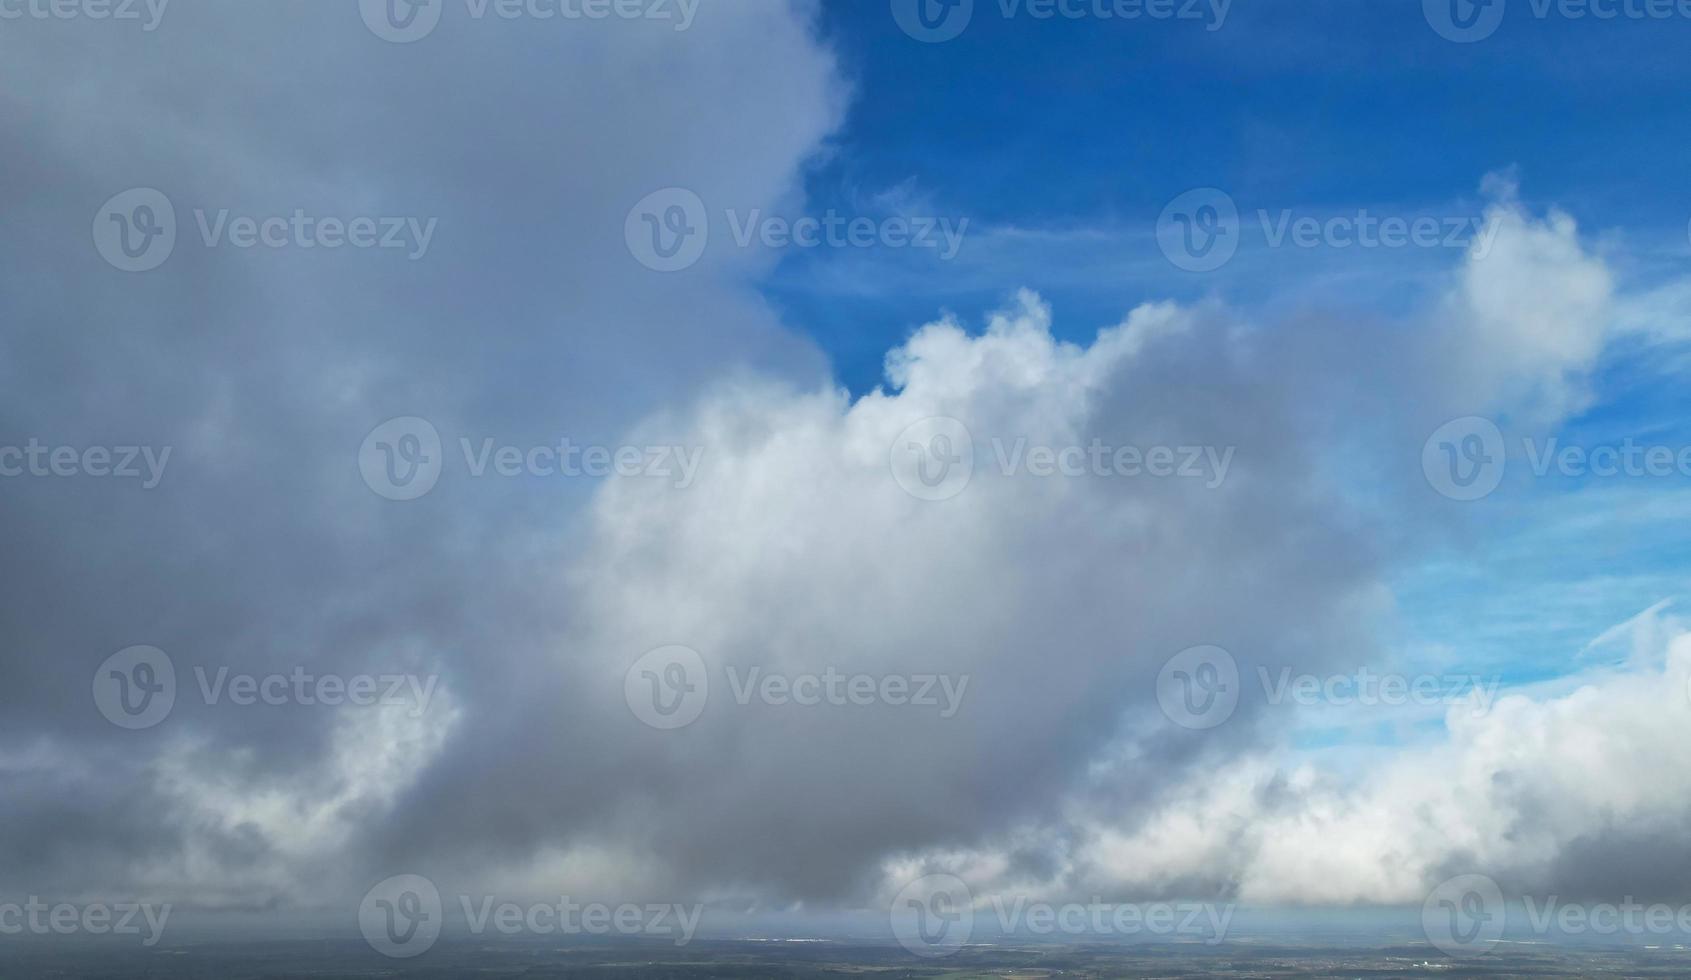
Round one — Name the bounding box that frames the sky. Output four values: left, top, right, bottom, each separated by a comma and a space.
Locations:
4, 0, 1691, 963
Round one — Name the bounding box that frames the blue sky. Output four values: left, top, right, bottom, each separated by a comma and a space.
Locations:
743, 0, 1691, 707
15, 0, 1691, 940
763, 0, 1691, 393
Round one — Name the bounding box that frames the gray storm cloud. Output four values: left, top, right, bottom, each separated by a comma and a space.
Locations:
0, 0, 1684, 934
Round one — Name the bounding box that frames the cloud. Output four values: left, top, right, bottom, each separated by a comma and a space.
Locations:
0, 1, 1680, 931
1056, 604, 1691, 907
0, 0, 845, 909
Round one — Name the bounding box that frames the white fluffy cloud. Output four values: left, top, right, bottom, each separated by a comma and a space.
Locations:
0, 0, 1678, 927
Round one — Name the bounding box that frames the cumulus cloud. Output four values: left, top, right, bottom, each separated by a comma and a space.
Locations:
0, 0, 1679, 934
1046, 604, 1691, 907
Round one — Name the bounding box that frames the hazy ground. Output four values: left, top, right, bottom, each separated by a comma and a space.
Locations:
5, 938, 1690, 978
